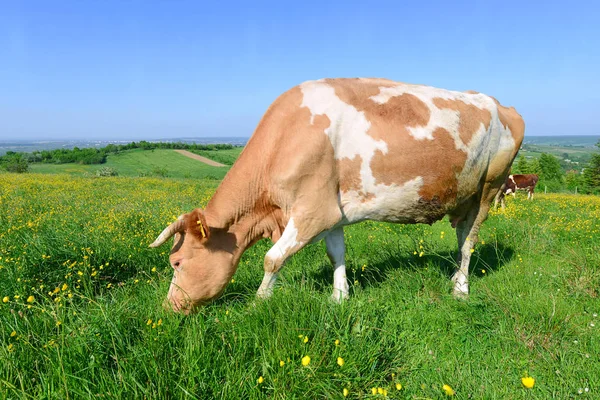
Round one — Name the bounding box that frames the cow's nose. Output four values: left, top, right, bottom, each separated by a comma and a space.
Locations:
171, 259, 183, 269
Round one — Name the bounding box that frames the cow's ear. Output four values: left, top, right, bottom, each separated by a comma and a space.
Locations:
186, 208, 210, 241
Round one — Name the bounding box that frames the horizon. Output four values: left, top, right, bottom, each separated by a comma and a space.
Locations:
2, 1, 599, 140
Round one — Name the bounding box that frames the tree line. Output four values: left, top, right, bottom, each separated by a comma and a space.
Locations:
510, 141, 600, 194
0, 141, 235, 173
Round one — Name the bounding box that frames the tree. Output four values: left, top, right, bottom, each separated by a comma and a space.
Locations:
513, 155, 530, 174
2, 153, 29, 173
582, 141, 600, 194
538, 153, 564, 182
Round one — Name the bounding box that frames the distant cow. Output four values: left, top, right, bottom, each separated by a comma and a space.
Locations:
150, 78, 525, 313
494, 173, 539, 209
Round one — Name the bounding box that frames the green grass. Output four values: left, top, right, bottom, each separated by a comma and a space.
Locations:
190, 147, 245, 165
29, 149, 229, 179
1, 173, 599, 399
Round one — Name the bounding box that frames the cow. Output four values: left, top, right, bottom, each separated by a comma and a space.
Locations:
494, 173, 539, 209
149, 78, 525, 313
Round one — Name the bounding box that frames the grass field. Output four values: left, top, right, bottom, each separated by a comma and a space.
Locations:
190, 147, 244, 166
1, 172, 599, 399
29, 149, 229, 179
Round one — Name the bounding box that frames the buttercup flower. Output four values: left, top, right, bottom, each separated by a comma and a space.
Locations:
443, 384, 455, 396
522, 376, 535, 389
301, 356, 311, 366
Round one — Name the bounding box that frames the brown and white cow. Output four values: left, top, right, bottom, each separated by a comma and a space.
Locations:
150, 78, 525, 313
494, 173, 539, 209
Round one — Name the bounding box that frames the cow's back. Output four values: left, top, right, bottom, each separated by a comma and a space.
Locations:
244, 78, 523, 226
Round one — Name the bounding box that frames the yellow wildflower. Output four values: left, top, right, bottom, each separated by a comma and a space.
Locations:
343, 388, 349, 397
27, 296, 35, 303
147, 319, 152, 326
10, 331, 16, 337
2, 296, 8, 303
301, 355, 311, 366
396, 383, 402, 390
522, 376, 535, 389
279, 360, 285, 367
257, 376, 264, 384
56, 321, 62, 327
371, 388, 377, 395
335, 339, 340, 346
337, 357, 344, 367
303, 336, 309, 343
442, 384, 455, 396
151, 267, 157, 272
61, 283, 68, 291
157, 319, 162, 326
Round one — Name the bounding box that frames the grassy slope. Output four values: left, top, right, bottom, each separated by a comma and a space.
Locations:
29, 149, 229, 179
1, 173, 599, 399
190, 147, 245, 165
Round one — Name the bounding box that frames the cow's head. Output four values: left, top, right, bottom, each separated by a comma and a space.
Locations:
149, 209, 236, 313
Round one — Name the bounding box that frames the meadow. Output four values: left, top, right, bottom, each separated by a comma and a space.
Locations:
1, 171, 599, 399
28, 149, 230, 179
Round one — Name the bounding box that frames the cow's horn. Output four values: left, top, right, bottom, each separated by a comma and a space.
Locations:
149, 218, 187, 248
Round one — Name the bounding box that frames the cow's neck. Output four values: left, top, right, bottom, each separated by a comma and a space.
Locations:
204, 154, 283, 265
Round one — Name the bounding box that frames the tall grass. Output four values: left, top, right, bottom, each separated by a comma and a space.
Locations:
1, 172, 599, 399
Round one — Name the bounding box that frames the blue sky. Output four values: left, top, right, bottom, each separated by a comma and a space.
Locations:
1, 0, 599, 140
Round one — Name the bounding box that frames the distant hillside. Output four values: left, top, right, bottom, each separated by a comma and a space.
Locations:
0, 137, 249, 156
523, 135, 599, 147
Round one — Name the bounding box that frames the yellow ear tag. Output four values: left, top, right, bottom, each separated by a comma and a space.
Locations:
197, 220, 206, 238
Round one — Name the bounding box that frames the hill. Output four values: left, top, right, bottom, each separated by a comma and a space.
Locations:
28, 149, 234, 179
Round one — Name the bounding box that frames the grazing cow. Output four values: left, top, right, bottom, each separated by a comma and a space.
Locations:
494, 173, 539, 209
150, 78, 525, 313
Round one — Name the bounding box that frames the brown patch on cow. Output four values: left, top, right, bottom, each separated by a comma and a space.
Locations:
325, 79, 470, 213
497, 105, 525, 146
433, 98, 491, 146
338, 155, 362, 193
490, 97, 525, 147
464, 90, 480, 94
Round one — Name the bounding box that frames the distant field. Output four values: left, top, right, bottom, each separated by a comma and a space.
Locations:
518, 144, 595, 167
523, 135, 600, 147
190, 147, 244, 165
30, 149, 230, 179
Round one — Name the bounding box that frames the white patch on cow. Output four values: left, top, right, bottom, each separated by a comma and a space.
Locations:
341, 176, 424, 223
265, 217, 301, 262
300, 80, 388, 194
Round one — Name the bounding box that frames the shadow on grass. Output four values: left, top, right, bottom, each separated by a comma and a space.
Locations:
207, 241, 514, 307
306, 242, 515, 294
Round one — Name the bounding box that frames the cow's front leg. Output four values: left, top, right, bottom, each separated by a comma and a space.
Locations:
325, 227, 349, 303
257, 217, 306, 299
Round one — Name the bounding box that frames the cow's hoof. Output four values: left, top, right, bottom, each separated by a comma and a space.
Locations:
452, 288, 469, 299
330, 290, 349, 304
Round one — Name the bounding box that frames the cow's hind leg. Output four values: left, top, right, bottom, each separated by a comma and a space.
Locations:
325, 227, 349, 303
452, 202, 491, 298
